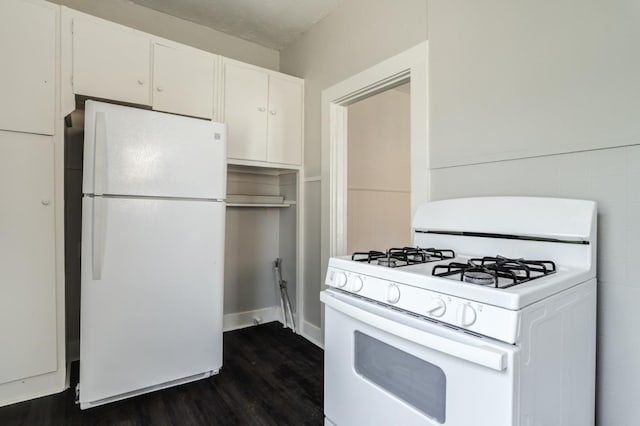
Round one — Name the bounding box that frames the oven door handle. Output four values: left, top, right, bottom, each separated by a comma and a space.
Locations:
321, 292, 508, 371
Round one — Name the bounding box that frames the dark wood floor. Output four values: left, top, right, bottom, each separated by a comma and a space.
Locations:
0, 322, 324, 426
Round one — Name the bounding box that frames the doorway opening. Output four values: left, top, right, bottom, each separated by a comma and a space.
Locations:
321, 42, 429, 273
346, 83, 411, 253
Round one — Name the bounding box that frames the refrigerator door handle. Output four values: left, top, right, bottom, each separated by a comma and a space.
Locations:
94, 111, 107, 196
92, 197, 106, 280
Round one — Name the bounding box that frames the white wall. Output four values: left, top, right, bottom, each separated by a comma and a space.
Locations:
280, 0, 428, 328
428, 1, 640, 423
48, 0, 279, 70
224, 208, 280, 314
429, 0, 640, 169
347, 88, 411, 252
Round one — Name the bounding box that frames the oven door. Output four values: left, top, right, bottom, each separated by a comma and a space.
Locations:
321, 290, 519, 426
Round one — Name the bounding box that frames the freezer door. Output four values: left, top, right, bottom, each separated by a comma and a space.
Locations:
79, 196, 224, 406
83, 100, 226, 199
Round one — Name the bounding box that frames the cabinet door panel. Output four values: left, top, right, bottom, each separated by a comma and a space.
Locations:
0, 132, 57, 385
153, 44, 215, 119
73, 18, 151, 106
0, 0, 56, 135
223, 63, 268, 161
267, 76, 303, 165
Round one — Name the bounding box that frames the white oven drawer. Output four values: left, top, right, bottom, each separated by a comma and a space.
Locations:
322, 290, 519, 426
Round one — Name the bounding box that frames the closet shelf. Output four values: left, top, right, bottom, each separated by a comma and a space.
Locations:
226, 194, 295, 208
226, 202, 292, 208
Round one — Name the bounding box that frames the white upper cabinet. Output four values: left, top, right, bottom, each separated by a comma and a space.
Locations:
66, 9, 220, 120
152, 43, 216, 120
224, 63, 269, 161
0, 0, 56, 135
223, 59, 303, 167
72, 16, 152, 106
267, 75, 303, 165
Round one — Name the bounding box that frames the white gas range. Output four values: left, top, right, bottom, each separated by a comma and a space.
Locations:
321, 197, 597, 426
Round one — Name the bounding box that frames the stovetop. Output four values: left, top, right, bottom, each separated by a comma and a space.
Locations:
327, 248, 592, 311
350, 247, 556, 289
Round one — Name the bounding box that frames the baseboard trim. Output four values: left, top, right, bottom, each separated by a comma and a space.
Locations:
223, 306, 284, 332
0, 369, 66, 408
300, 320, 324, 349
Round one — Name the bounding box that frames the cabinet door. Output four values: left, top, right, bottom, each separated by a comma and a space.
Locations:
0, 132, 57, 386
73, 17, 151, 106
223, 63, 268, 161
267, 76, 303, 165
153, 44, 215, 119
0, 0, 56, 135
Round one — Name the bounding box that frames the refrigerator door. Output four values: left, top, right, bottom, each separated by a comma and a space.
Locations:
79, 196, 224, 407
83, 100, 226, 200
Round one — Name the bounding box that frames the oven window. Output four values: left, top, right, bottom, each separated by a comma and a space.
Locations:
354, 331, 446, 424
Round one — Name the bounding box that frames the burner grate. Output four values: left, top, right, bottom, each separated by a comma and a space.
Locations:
388, 247, 455, 264
432, 255, 556, 289
352, 247, 455, 268
352, 251, 385, 261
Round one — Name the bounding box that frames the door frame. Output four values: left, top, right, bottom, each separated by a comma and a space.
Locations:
320, 42, 429, 279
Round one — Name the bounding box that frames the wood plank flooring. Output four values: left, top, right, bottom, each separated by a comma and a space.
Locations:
0, 322, 324, 426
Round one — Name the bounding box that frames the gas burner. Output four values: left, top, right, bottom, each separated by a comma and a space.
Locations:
463, 271, 496, 285
377, 257, 399, 267
407, 253, 426, 262
351, 250, 408, 268
352, 247, 456, 268
433, 255, 556, 289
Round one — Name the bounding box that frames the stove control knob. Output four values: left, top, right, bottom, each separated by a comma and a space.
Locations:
459, 303, 477, 327
352, 276, 364, 292
386, 284, 401, 304
426, 298, 447, 317
336, 272, 348, 288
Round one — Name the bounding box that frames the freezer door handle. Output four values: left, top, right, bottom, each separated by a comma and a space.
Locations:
92, 197, 106, 280
321, 291, 509, 371
94, 111, 107, 195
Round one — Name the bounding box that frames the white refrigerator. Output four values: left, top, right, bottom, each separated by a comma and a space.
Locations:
78, 100, 226, 409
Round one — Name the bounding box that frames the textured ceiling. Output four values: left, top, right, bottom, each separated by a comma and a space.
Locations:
130, 0, 346, 50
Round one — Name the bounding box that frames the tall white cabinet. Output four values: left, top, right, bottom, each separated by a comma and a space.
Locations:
0, 0, 66, 407
0, 134, 57, 385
